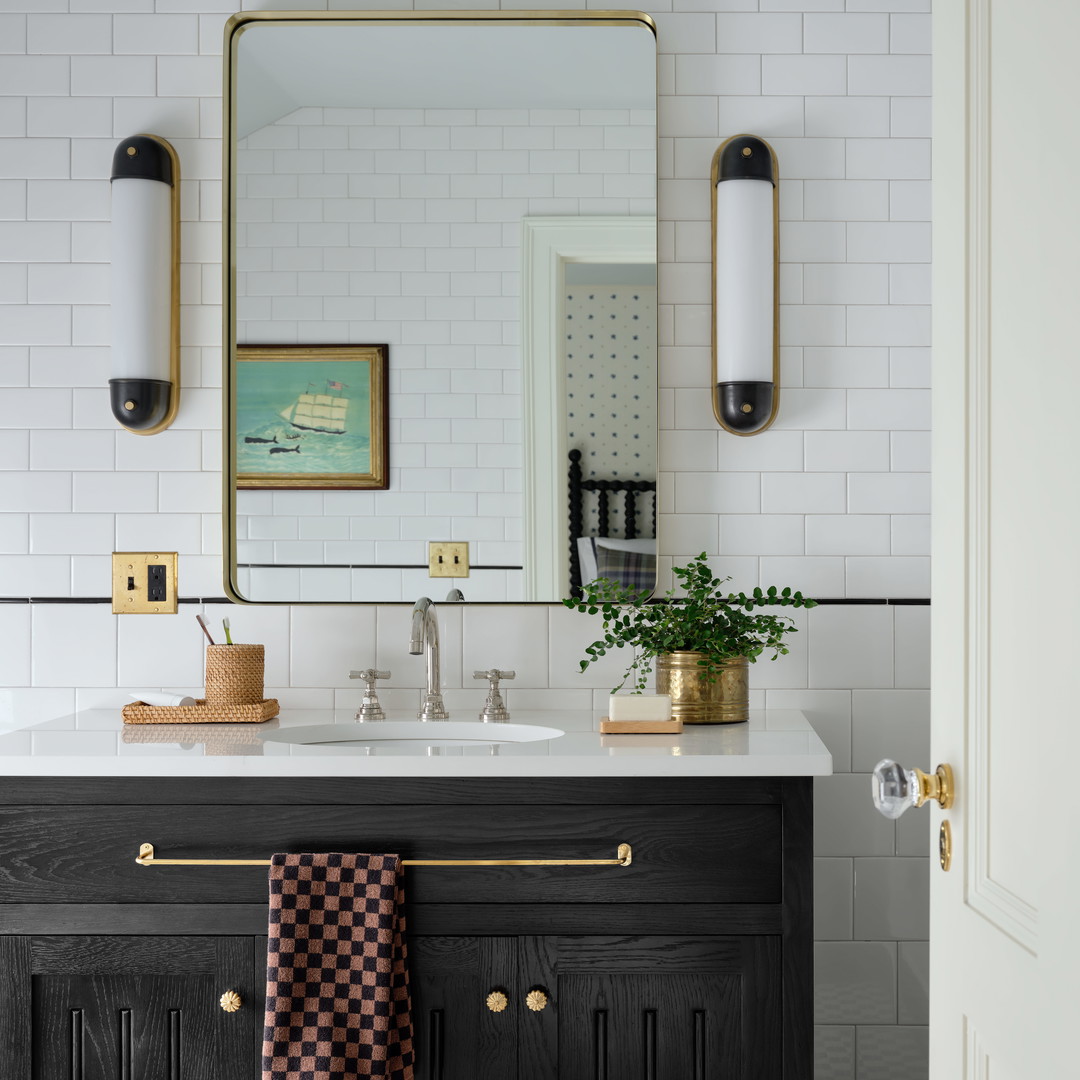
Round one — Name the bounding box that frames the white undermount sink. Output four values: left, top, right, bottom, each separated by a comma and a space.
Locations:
258, 720, 564, 748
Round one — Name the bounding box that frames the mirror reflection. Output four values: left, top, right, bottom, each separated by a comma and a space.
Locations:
225, 16, 658, 602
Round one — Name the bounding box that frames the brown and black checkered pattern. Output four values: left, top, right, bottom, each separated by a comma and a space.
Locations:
262, 853, 414, 1080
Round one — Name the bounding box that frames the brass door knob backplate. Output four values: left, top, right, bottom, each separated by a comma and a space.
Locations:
872, 759, 955, 819
526, 989, 549, 1012
486, 990, 509, 1013
219, 990, 242, 1013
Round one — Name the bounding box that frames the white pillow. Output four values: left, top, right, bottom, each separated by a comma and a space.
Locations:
576, 537, 598, 586
595, 537, 656, 555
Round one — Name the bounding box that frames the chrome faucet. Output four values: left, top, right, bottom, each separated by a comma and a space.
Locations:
409, 596, 449, 720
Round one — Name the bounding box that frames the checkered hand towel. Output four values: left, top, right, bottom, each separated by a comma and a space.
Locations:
262, 853, 414, 1080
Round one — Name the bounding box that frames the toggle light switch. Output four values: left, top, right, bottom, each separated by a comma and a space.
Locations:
428, 541, 469, 578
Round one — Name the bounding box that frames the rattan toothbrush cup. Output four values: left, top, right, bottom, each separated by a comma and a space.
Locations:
204, 644, 264, 706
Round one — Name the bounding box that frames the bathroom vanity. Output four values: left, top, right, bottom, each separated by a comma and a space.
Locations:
0, 709, 828, 1079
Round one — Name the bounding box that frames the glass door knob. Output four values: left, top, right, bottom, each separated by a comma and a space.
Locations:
872, 759, 955, 819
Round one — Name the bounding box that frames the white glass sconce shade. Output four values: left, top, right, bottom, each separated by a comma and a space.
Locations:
112, 178, 171, 377
715, 179, 774, 383
109, 135, 180, 434
712, 134, 778, 435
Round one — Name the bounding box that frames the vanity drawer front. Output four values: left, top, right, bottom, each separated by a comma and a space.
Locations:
0, 802, 782, 907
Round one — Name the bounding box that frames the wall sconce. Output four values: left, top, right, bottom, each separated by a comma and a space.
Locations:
109, 134, 180, 434
712, 133, 779, 436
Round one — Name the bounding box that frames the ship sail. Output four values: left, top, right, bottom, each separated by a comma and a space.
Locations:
279, 391, 349, 434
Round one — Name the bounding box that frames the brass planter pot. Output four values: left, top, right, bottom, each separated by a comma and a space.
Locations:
655, 652, 749, 724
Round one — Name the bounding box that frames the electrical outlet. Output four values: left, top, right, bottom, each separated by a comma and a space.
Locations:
112, 552, 178, 614
428, 541, 469, 579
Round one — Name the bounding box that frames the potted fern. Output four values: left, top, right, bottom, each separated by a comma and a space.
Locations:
564, 552, 817, 723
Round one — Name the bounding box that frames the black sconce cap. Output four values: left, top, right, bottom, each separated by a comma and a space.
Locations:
109, 379, 172, 432
715, 381, 775, 434
111, 135, 174, 185
715, 135, 776, 186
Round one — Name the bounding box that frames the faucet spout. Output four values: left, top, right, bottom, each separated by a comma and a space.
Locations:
410, 596, 449, 720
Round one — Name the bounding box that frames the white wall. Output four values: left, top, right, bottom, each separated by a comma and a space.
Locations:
0, 3, 931, 1078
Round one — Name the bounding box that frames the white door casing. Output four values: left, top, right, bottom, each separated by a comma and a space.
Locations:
933, 1, 1080, 1076
520, 217, 656, 601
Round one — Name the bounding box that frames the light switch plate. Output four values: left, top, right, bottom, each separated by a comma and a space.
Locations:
112, 552, 178, 614
428, 541, 469, 578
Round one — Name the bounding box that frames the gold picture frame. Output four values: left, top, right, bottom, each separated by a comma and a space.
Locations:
234, 345, 388, 490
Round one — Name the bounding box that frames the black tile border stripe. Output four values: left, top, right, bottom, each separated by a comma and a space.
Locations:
1, 596, 931, 606
237, 563, 523, 571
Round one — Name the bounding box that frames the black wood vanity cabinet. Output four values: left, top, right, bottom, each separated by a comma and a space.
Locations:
0, 776, 812, 1079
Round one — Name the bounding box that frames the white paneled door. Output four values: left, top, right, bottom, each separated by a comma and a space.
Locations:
932, 0, 1080, 1075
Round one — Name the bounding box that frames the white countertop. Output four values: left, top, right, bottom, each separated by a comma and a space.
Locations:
0, 708, 831, 778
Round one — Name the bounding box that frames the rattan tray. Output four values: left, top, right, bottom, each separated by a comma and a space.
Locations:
122, 698, 280, 724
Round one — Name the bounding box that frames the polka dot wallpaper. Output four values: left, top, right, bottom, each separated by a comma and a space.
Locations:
564, 284, 658, 537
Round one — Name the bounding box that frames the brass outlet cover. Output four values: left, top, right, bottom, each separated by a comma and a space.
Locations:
428, 541, 469, 578
112, 552, 178, 614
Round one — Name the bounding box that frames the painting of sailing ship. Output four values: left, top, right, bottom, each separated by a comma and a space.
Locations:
234, 345, 388, 489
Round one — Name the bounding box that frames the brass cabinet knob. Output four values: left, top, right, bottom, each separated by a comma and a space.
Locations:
525, 989, 549, 1012
219, 990, 242, 1013
872, 759, 955, 819
486, 990, 509, 1013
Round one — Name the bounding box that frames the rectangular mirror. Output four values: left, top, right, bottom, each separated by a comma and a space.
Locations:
224, 12, 658, 603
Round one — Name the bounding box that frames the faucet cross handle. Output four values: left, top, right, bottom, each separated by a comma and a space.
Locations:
473, 669, 516, 685
473, 669, 515, 723
349, 668, 391, 721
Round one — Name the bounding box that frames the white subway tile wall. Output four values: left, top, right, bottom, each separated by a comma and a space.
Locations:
0, 5, 931, 1078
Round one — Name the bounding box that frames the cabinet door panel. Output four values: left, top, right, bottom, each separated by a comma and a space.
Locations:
519, 936, 781, 1080
0, 936, 255, 1080
35, 973, 217, 1080
253, 934, 517, 1080
558, 972, 740, 1080
408, 936, 516, 1080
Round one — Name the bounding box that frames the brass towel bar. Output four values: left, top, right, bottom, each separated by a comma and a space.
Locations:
135, 842, 633, 868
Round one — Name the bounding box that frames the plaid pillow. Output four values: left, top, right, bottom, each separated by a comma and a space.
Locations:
596, 544, 656, 592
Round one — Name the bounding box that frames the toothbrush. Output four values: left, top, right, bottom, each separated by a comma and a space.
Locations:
195, 614, 216, 646
223, 617, 234, 645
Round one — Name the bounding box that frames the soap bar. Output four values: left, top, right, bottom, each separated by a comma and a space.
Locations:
608, 694, 672, 722
130, 691, 197, 708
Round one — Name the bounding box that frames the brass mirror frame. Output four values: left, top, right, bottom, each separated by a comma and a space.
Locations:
221, 9, 658, 604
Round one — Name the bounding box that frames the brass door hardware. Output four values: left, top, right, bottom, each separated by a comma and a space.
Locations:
486, 991, 509, 1013
525, 989, 549, 1012
135, 842, 633, 869
916, 763, 955, 809
939, 821, 953, 872
872, 759, 955, 818
219, 991, 242, 1013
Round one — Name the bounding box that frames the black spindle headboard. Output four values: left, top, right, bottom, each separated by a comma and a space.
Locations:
568, 448, 657, 598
